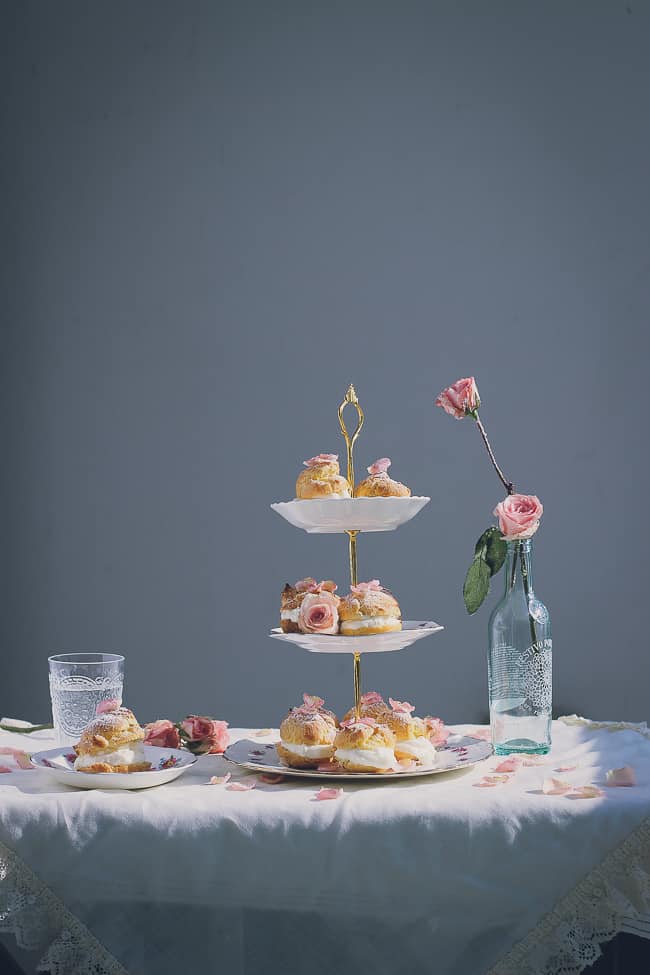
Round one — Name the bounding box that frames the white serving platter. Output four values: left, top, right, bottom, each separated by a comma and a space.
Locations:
224, 736, 492, 781
30, 745, 196, 790
270, 496, 430, 533
269, 620, 443, 654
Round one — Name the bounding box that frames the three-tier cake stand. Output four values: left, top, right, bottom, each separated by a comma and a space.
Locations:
270, 383, 443, 719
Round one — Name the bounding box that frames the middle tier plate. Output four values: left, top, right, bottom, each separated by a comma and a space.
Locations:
269, 620, 443, 654
270, 496, 430, 533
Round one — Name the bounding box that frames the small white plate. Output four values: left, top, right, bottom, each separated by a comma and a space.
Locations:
30, 745, 196, 790
269, 620, 444, 654
225, 736, 492, 780
270, 497, 430, 533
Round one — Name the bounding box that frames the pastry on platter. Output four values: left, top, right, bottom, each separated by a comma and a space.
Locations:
383, 699, 437, 765
333, 718, 397, 772
280, 578, 340, 634
338, 580, 402, 636
341, 690, 392, 724
73, 706, 151, 773
355, 458, 411, 498
296, 454, 351, 500
277, 694, 338, 769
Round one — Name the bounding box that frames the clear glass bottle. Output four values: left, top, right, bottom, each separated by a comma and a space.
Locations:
488, 538, 552, 755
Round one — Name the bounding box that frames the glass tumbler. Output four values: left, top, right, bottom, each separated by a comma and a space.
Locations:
48, 652, 125, 745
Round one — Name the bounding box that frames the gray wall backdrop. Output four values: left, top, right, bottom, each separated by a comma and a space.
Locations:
2, 0, 649, 729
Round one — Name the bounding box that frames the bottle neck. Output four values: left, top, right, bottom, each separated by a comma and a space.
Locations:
504, 539, 534, 596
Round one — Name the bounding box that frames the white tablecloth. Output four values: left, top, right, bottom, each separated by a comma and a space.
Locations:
1, 718, 649, 975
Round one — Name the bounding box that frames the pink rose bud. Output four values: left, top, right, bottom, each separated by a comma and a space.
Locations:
143, 719, 181, 749
303, 454, 338, 468
493, 494, 544, 540
435, 377, 481, 419
181, 716, 230, 755
96, 698, 122, 715
606, 765, 636, 787
297, 591, 340, 635
368, 458, 391, 475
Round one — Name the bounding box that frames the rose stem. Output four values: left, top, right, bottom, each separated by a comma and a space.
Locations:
520, 545, 539, 650
474, 415, 514, 496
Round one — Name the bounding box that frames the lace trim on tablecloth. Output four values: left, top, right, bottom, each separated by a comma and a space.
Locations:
487, 813, 650, 975
0, 837, 128, 975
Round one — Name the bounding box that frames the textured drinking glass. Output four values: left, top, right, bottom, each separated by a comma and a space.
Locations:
488, 539, 552, 755
48, 653, 124, 745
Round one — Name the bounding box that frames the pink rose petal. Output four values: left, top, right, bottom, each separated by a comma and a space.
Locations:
96, 698, 121, 715
569, 785, 604, 799
542, 777, 571, 795
474, 774, 510, 787
0, 749, 35, 770
303, 454, 338, 468
554, 765, 578, 773
259, 773, 285, 785
606, 765, 636, 787
350, 580, 383, 594
494, 758, 520, 773
368, 458, 391, 475
523, 756, 547, 766
360, 692, 384, 705
0, 766, 12, 773
389, 698, 416, 714
315, 787, 342, 800
227, 781, 256, 791
210, 773, 232, 785
254, 729, 273, 737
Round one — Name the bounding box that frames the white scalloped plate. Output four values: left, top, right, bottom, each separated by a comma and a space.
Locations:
30, 746, 196, 790
269, 620, 443, 654
224, 736, 492, 780
270, 496, 430, 533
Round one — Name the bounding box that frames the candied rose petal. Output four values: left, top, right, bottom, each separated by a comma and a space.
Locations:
569, 785, 604, 799
350, 580, 383, 594
315, 787, 342, 800
368, 458, 391, 475
542, 777, 571, 795
361, 691, 384, 705
389, 698, 415, 714
209, 773, 232, 785
494, 758, 520, 773
0, 766, 12, 773
227, 781, 256, 791
303, 454, 338, 468
606, 766, 636, 787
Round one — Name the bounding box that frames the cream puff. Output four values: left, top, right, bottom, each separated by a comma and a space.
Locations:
355, 458, 411, 498
383, 698, 437, 766
276, 694, 338, 769
73, 706, 151, 773
339, 580, 402, 636
333, 718, 397, 772
341, 690, 392, 724
296, 454, 351, 500
280, 578, 340, 634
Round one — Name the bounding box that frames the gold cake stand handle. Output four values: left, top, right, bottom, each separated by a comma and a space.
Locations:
338, 384, 365, 719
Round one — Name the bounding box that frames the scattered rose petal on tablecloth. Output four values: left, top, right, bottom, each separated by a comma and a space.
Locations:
606, 766, 636, 787
568, 785, 604, 799
314, 788, 342, 800
468, 728, 492, 741
474, 774, 510, 787
209, 773, 232, 785
0, 766, 12, 773
523, 756, 547, 766
554, 765, 578, 773
494, 758, 520, 773
227, 781, 256, 791
254, 729, 273, 737
0, 748, 34, 770
259, 773, 285, 785
542, 777, 571, 795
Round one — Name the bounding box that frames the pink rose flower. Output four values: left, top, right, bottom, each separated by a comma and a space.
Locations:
367, 458, 391, 475
298, 591, 340, 635
494, 493, 543, 540
143, 719, 181, 749
181, 716, 230, 755
435, 377, 480, 419
303, 454, 338, 468
96, 698, 122, 715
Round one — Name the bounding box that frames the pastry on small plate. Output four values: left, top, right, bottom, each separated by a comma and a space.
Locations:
341, 690, 392, 723
296, 454, 351, 500
383, 698, 437, 766
73, 706, 151, 773
339, 580, 402, 636
276, 694, 338, 769
355, 458, 411, 498
333, 718, 397, 772
280, 578, 339, 634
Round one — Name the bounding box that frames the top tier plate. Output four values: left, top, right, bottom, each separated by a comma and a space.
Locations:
270, 496, 430, 533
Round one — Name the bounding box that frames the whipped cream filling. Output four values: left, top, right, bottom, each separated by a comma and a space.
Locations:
281, 608, 301, 622
340, 616, 401, 633
394, 737, 437, 763
74, 741, 146, 770
279, 741, 334, 758
335, 745, 396, 769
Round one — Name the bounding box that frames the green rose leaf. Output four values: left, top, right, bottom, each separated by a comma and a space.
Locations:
463, 557, 491, 615
474, 526, 506, 577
